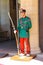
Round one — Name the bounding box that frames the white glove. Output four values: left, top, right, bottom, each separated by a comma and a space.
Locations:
14, 30, 17, 34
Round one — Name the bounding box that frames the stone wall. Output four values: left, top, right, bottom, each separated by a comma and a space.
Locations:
0, 1, 1, 26
0, 0, 11, 38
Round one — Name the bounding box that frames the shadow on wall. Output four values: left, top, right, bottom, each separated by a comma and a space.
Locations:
0, 24, 10, 41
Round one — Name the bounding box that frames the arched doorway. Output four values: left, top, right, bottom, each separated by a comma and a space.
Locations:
0, 0, 20, 55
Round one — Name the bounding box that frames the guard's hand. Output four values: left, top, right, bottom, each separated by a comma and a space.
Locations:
14, 30, 17, 34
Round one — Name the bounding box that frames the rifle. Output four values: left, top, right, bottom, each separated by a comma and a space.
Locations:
8, 12, 19, 55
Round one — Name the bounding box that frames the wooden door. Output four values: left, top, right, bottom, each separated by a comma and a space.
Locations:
9, 0, 17, 39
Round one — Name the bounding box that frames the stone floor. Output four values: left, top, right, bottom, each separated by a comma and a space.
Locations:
0, 40, 17, 56
0, 40, 43, 62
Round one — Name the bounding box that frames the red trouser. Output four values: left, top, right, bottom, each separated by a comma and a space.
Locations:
20, 38, 30, 54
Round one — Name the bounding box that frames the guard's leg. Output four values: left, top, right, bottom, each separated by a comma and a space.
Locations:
24, 38, 30, 54
19, 38, 24, 54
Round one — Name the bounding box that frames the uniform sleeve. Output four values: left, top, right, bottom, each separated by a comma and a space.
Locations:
17, 19, 20, 31
28, 18, 32, 29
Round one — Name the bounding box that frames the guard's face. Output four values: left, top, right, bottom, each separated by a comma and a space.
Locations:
20, 12, 26, 17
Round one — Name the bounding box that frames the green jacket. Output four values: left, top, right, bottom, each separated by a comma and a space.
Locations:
17, 16, 32, 38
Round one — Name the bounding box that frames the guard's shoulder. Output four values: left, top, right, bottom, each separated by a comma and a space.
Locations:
26, 16, 30, 20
